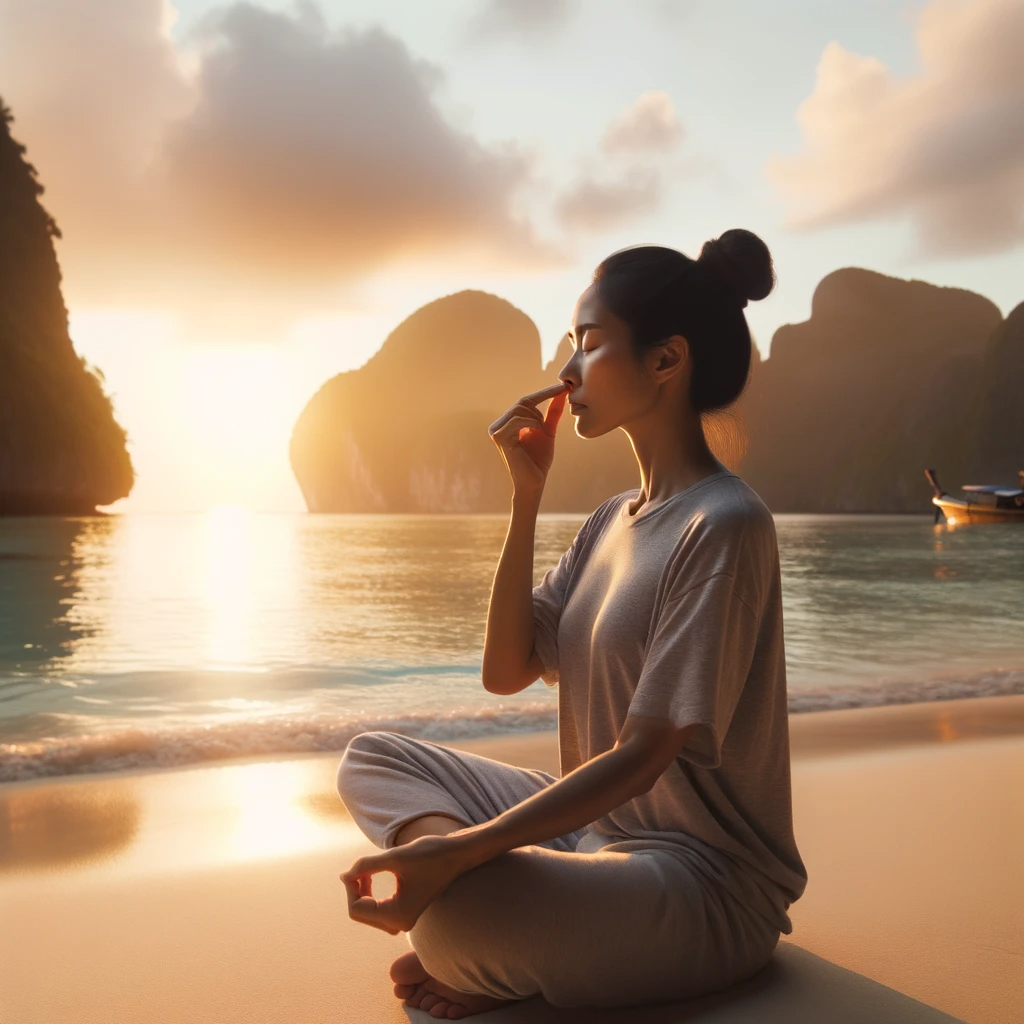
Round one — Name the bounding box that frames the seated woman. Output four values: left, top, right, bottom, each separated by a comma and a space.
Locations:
337, 229, 808, 1019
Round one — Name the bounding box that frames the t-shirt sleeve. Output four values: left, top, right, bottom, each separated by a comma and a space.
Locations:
626, 569, 761, 769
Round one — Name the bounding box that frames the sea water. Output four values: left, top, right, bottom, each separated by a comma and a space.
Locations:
1, 508, 1022, 780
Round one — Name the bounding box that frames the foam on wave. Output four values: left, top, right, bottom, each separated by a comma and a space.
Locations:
2, 668, 1023, 782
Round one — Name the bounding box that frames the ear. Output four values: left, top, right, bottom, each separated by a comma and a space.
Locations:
648, 334, 689, 382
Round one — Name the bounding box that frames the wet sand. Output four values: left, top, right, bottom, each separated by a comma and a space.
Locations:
1, 695, 1022, 1023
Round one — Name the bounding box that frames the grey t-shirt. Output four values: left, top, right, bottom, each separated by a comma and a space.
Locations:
532, 467, 808, 933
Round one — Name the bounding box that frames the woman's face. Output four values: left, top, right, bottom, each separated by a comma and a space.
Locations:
557, 282, 685, 438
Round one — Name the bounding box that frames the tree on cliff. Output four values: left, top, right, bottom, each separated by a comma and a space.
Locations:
0, 97, 133, 514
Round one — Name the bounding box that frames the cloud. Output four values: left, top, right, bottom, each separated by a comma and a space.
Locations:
464, 0, 577, 42
601, 91, 684, 155
767, 0, 1024, 258
0, 0, 551, 331
556, 167, 663, 233
556, 92, 684, 233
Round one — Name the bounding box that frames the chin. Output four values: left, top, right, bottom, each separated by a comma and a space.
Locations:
572, 414, 610, 440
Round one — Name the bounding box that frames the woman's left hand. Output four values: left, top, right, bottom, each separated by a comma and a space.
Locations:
340, 833, 480, 935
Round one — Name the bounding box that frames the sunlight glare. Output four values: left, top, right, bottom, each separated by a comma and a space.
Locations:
204, 505, 253, 669
226, 761, 328, 863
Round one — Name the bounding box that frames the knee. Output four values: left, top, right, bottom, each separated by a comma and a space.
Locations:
335, 730, 397, 806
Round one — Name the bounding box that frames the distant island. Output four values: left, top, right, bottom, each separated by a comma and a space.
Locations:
0, 99, 133, 515
291, 271, 1023, 515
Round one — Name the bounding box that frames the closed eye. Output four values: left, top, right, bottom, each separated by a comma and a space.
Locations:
570, 322, 601, 349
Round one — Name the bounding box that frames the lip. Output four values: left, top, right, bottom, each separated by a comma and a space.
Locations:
568, 402, 586, 412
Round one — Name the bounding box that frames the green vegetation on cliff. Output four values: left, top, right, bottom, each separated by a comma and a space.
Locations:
0, 99, 133, 514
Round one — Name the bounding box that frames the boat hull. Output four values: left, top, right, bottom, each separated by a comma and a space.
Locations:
932, 496, 1024, 524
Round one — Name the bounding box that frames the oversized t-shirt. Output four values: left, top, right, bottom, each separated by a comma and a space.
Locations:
531, 466, 808, 933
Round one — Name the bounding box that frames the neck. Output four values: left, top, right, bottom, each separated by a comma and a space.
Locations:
622, 401, 722, 510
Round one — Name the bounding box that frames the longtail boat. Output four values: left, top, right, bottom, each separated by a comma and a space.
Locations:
925, 468, 1024, 524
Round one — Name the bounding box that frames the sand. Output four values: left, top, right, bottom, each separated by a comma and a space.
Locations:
2, 695, 1022, 1023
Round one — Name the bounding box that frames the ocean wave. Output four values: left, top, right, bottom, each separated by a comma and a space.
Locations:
2, 668, 1023, 782
0, 704, 559, 783
786, 666, 1024, 712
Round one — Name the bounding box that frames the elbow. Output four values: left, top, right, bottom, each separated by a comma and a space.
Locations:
481, 669, 531, 696
481, 647, 543, 695
482, 676, 509, 695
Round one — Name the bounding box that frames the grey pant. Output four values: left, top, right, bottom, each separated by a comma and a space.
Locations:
336, 731, 780, 1009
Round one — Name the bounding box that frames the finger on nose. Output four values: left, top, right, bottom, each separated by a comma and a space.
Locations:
525, 382, 571, 403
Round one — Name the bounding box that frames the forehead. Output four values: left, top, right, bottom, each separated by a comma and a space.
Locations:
572, 281, 605, 325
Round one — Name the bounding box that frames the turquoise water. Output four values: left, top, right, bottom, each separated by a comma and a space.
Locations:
1, 509, 1022, 779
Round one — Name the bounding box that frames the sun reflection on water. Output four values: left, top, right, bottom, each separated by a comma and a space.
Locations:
204, 505, 254, 670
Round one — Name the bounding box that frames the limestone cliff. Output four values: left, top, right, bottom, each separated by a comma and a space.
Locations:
292, 271, 1020, 515
741, 268, 1005, 512
0, 99, 133, 514
961, 302, 1024, 485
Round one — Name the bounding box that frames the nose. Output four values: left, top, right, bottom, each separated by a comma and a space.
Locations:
558, 359, 580, 392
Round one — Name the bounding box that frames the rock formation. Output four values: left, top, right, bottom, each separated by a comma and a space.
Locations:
0, 99, 133, 514
960, 301, 1024, 486
290, 289, 644, 513
741, 268, 1005, 512
291, 269, 1021, 515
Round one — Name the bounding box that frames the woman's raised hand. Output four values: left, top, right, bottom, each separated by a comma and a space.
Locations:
488, 382, 572, 497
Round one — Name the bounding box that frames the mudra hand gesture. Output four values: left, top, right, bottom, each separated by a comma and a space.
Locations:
341, 831, 479, 935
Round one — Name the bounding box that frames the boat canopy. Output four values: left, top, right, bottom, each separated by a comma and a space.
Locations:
961, 485, 1024, 497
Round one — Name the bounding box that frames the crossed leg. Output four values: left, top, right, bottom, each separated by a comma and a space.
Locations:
337, 731, 584, 1016
337, 731, 776, 1012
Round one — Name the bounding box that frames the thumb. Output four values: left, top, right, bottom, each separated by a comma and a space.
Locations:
349, 895, 400, 934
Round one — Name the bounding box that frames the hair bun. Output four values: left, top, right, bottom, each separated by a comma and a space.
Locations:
697, 229, 775, 308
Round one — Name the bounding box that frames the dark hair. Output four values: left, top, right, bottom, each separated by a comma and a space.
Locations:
592, 229, 775, 413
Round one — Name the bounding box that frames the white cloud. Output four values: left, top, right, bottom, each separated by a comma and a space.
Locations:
556, 92, 684, 233
556, 167, 663, 233
601, 91, 684, 155
767, 0, 1024, 258
0, 0, 551, 329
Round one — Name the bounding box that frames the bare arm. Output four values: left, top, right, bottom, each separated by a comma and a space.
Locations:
481, 382, 571, 695
481, 491, 546, 694
451, 715, 697, 865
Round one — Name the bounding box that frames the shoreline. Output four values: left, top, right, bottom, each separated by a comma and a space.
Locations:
2, 690, 1023, 790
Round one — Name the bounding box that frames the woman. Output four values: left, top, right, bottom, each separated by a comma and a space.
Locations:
337, 229, 808, 1019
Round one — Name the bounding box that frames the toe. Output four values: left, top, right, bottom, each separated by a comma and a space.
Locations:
428, 1001, 452, 1018
419, 993, 442, 1011
405, 982, 430, 1007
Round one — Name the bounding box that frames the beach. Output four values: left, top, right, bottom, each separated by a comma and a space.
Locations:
1, 694, 1020, 1023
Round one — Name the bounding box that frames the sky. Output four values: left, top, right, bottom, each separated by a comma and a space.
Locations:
1, 0, 1022, 512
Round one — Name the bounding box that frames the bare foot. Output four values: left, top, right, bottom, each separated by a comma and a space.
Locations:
390, 950, 513, 1019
